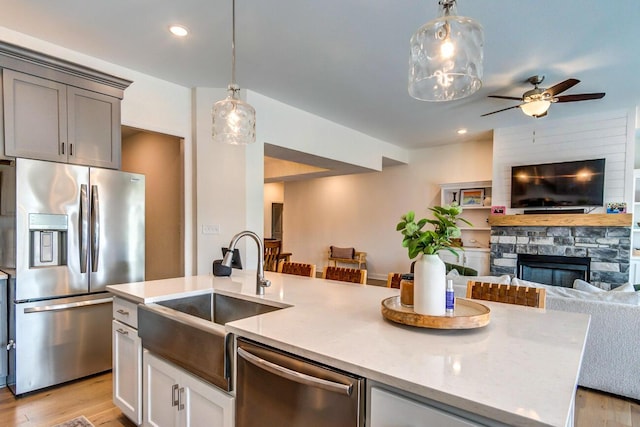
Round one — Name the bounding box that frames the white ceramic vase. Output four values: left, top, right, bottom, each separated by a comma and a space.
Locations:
413, 253, 446, 316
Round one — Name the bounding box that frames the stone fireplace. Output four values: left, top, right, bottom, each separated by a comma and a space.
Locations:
489, 214, 631, 290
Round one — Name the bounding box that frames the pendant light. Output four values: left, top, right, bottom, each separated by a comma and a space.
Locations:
408, 0, 484, 102
212, 0, 256, 145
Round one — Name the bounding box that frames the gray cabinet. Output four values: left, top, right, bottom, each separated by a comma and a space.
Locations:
0, 41, 131, 169
3, 69, 121, 168
367, 382, 513, 427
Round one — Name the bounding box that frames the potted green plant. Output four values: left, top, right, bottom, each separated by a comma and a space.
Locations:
396, 205, 470, 315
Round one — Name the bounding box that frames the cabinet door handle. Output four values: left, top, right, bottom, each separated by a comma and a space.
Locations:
116, 328, 128, 335
178, 387, 185, 411
70, 143, 73, 156
172, 384, 179, 407
116, 309, 129, 316
61, 142, 65, 155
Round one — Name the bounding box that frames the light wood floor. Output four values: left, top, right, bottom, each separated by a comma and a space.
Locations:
0, 372, 638, 426
0, 372, 134, 427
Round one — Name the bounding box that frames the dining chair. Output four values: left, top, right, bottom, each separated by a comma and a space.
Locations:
466, 280, 546, 308
278, 261, 316, 278
264, 239, 281, 272
322, 266, 367, 285
386, 273, 403, 289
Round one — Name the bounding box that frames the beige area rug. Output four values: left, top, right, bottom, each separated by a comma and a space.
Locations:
51, 415, 94, 427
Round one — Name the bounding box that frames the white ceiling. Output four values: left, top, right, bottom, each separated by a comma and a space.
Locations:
1, 0, 639, 149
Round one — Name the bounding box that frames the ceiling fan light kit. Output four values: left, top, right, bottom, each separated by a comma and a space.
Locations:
408, 0, 484, 102
520, 100, 551, 118
212, 0, 256, 145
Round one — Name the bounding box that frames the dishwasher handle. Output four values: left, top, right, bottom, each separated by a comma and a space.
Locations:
237, 347, 353, 396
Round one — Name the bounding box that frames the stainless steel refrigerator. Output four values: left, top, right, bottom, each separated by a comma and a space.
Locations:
0, 158, 144, 395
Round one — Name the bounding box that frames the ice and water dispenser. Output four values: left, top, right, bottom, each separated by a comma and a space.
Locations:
29, 213, 67, 267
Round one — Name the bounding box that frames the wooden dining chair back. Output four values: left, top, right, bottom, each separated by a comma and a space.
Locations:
264, 239, 281, 272
466, 280, 546, 308
322, 266, 367, 285
386, 273, 403, 289
278, 261, 317, 278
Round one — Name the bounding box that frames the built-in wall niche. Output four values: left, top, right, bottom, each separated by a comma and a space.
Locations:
440, 180, 492, 249
438, 180, 492, 275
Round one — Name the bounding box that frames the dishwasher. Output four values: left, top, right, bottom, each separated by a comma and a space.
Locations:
236, 337, 365, 426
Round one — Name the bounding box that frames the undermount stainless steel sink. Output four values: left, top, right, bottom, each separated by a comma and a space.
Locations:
138, 293, 283, 391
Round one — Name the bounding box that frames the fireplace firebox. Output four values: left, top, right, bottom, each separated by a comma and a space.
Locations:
517, 254, 590, 288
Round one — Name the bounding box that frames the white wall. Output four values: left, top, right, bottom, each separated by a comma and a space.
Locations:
0, 26, 196, 274
492, 109, 636, 211
283, 139, 493, 280
193, 87, 257, 274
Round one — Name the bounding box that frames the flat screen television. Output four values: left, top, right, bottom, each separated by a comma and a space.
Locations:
510, 158, 605, 208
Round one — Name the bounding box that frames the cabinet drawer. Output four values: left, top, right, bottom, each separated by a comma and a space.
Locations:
113, 296, 138, 328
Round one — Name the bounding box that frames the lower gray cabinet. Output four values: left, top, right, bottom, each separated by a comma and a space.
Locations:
369, 386, 481, 427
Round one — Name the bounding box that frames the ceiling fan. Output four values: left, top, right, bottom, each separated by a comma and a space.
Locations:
482, 75, 605, 118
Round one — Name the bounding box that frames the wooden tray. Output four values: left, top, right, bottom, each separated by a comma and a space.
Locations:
381, 296, 490, 329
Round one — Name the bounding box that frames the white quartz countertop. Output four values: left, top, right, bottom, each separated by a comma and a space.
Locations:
108, 271, 590, 427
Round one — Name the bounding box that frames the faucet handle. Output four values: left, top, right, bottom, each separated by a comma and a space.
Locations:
261, 278, 271, 288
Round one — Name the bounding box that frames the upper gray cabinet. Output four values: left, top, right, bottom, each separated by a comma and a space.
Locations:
0, 42, 131, 169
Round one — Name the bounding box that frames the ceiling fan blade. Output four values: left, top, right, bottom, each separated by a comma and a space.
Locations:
488, 95, 522, 101
481, 105, 521, 117
554, 93, 606, 103
544, 78, 580, 96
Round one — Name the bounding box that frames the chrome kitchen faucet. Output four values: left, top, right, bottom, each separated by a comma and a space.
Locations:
222, 230, 271, 295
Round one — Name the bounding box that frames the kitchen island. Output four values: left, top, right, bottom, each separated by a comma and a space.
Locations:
108, 270, 590, 427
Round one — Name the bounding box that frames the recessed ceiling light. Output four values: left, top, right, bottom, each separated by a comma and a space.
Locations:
169, 25, 189, 37
457, 128, 468, 135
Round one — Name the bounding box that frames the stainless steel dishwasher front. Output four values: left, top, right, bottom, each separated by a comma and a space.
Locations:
236, 337, 365, 427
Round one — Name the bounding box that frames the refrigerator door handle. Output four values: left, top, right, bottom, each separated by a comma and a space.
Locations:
23, 297, 113, 314
79, 184, 89, 273
91, 184, 100, 273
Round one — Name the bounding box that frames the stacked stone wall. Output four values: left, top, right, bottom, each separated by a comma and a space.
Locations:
490, 226, 630, 290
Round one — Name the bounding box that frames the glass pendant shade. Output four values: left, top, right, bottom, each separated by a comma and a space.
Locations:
409, 1, 484, 101
212, 84, 256, 145
520, 100, 551, 118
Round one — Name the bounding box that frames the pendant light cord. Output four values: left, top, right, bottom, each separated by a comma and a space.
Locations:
231, 0, 237, 86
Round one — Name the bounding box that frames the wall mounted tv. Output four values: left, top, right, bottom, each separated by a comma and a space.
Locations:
510, 158, 605, 209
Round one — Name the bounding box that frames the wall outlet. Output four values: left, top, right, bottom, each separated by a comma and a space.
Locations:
202, 224, 220, 234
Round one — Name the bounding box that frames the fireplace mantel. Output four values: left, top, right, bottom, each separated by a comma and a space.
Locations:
488, 213, 632, 227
